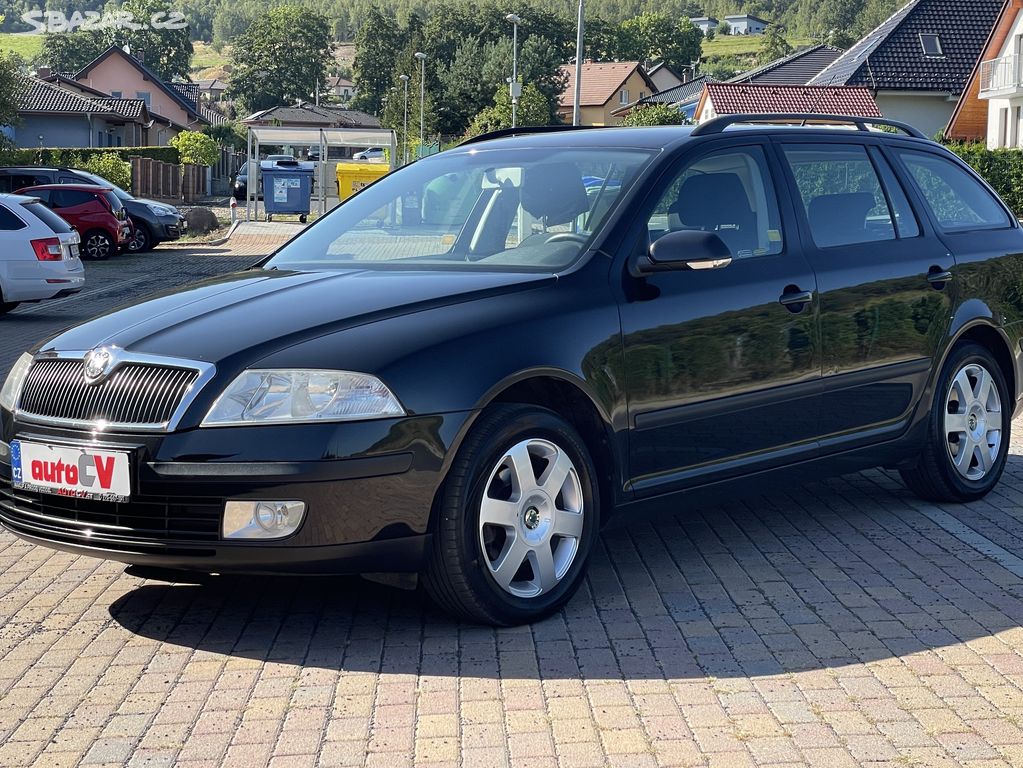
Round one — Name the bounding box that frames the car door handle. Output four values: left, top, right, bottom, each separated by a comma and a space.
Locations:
927, 267, 953, 288
779, 287, 814, 310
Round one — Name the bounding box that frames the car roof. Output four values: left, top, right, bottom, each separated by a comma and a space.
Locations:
0, 166, 76, 173
16, 183, 112, 191
0, 192, 45, 204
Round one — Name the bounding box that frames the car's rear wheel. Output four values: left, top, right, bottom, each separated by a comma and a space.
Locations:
127, 221, 152, 253
900, 342, 1010, 502
82, 230, 114, 260
423, 404, 599, 625
0, 286, 17, 314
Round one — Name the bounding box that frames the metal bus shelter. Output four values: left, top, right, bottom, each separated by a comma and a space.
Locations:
244, 126, 397, 221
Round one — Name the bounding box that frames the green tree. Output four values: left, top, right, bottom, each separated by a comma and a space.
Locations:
228, 5, 333, 112
620, 13, 702, 73
757, 25, 794, 64
464, 82, 551, 138
113, 0, 193, 80
170, 130, 219, 165
585, 16, 630, 61
350, 7, 406, 115
39, 30, 108, 75
203, 121, 247, 151
621, 103, 686, 126
0, 53, 21, 153
80, 153, 132, 189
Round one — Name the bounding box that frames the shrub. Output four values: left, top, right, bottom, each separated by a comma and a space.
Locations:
78, 152, 132, 190
944, 142, 1023, 215
170, 131, 219, 166
621, 104, 687, 126
5, 146, 180, 165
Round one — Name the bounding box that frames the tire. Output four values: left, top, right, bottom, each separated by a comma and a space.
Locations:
900, 342, 1011, 502
0, 286, 16, 314
423, 403, 600, 625
82, 230, 114, 260
127, 221, 152, 253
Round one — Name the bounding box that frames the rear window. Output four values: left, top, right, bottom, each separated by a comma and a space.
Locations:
21, 201, 72, 233
102, 190, 123, 211
896, 150, 1012, 231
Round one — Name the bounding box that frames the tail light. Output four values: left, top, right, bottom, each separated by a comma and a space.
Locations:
31, 237, 63, 261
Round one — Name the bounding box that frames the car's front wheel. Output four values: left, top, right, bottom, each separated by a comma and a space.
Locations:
127, 221, 152, 253
423, 404, 599, 625
900, 342, 1010, 502
82, 230, 114, 260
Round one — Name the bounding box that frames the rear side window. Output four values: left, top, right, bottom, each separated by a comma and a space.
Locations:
0, 204, 26, 230
102, 191, 122, 211
21, 201, 73, 233
51, 189, 98, 208
896, 150, 1012, 231
782, 144, 915, 248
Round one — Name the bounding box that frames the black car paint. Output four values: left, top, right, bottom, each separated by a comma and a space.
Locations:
3, 125, 1023, 574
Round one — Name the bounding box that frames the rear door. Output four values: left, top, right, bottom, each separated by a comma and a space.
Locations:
775, 137, 954, 448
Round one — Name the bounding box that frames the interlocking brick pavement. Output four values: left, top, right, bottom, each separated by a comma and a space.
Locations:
5, 251, 1023, 766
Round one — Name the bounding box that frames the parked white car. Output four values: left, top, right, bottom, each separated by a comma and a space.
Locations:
353, 147, 384, 160
0, 192, 84, 315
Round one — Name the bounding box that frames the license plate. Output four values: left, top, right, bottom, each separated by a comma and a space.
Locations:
69, 243, 79, 259
10, 440, 130, 502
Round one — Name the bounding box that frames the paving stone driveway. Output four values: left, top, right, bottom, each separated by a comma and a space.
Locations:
4, 251, 1023, 767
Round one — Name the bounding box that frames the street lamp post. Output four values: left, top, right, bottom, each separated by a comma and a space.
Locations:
414, 51, 427, 155
399, 74, 410, 165
573, 0, 584, 126
506, 13, 521, 128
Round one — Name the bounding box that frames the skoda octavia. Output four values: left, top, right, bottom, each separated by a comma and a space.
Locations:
3, 115, 1023, 625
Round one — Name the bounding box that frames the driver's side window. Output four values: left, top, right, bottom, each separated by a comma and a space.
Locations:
647, 145, 784, 258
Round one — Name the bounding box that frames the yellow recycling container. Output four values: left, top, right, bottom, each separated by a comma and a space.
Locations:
335, 162, 391, 201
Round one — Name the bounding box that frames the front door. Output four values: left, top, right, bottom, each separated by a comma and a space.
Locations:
775, 139, 955, 447
619, 141, 821, 494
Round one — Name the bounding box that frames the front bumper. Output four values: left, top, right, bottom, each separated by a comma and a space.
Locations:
0, 411, 473, 573
157, 214, 186, 241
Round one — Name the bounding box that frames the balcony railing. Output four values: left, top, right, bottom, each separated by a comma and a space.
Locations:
980, 55, 1023, 96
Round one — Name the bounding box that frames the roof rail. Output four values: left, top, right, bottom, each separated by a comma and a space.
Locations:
459, 125, 603, 147
690, 113, 926, 139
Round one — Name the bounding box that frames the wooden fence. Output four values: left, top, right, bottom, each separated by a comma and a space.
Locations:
130, 157, 206, 202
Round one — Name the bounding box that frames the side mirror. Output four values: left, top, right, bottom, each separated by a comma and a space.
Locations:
631, 229, 732, 276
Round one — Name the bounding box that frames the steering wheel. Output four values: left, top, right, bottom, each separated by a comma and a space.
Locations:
544, 233, 588, 245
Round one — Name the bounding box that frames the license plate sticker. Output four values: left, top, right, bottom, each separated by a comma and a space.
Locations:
10, 440, 130, 502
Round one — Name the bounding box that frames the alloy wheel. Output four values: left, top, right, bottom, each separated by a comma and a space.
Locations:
84, 234, 111, 259
478, 438, 584, 599
945, 362, 1002, 481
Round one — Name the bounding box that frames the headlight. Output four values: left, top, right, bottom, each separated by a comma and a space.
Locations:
0, 353, 33, 412
202, 369, 405, 426
146, 203, 177, 216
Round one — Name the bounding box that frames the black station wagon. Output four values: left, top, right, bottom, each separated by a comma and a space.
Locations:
3, 114, 1023, 625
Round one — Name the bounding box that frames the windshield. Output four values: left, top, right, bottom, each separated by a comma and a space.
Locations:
77, 170, 133, 201
266, 147, 654, 272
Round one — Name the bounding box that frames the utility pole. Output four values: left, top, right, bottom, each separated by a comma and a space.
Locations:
573, 0, 584, 126
399, 74, 410, 165
506, 14, 521, 128
414, 52, 427, 154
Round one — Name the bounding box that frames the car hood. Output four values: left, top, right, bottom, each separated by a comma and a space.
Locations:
129, 197, 179, 212
38, 268, 554, 365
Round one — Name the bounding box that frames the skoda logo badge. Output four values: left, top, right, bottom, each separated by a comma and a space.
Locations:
83, 347, 115, 385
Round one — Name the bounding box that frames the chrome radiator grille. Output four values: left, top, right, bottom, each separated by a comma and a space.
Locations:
17, 358, 199, 427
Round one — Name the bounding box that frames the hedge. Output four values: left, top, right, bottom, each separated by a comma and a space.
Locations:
944, 142, 1023, 215
1, 146, 180, 167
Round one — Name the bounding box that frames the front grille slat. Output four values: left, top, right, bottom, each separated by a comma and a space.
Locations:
17, 359, 199, 428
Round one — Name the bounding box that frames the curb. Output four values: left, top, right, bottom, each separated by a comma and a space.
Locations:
205, 220, 241, 246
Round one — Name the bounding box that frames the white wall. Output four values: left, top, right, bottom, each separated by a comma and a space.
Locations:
984, 9, 1023, 147
874, 92, 956, 139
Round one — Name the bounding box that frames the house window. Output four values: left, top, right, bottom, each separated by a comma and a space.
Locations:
136, 91, 151, 106
919, 34, 943, 57
110, 91, 122, 98
97, 131, 104, 147
999, 107, 1009, 147
619, 89, 630, 104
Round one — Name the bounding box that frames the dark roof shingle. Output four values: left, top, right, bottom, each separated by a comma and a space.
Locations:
730, 45, 845, 85
640, 75, 718, 106
703, 83, 882, 116
809, 0, 1001, 93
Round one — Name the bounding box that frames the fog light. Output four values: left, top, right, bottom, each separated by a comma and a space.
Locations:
0, 440, 9, 463
223, 500, 305, 540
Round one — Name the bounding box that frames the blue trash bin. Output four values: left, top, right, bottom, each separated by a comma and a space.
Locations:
261, 160, 315, 222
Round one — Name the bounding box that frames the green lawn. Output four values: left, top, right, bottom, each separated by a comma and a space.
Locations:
0, 32, 44, 60
191, 41, 231, 76
703, 35, 814, 58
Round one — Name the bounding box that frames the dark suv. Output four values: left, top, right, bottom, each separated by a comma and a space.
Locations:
2, 114, 1022, 625
0, 167, 185, 252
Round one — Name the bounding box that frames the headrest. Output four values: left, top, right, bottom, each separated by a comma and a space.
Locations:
670, 173, 752, 227
807, 192, 876, 247
520, 163, 590, 226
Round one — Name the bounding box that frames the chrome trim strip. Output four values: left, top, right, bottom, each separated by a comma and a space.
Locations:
13, 348, 217, 434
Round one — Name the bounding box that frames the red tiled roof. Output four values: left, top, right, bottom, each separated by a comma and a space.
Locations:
558, 61, 648, 107
702, 83, 881, 117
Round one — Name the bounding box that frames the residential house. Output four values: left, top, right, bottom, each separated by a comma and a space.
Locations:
325, 76, 356, 103
646, 62, 687, 93
809, 0, 1001, 138
557, 61, 658, 125
728, 44, 845, 85
724, 14, 770, 34
613, 75, 718, 121
9, 76, 153, 149
240, 102, 380, 129
946, 0, 1023, 146
73, 45, 225, 145
690, 17, 719, 34
195, 78, 229, 104
695, 83, 882, 121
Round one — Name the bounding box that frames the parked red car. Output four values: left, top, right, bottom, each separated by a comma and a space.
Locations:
14, 184, 131, 260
